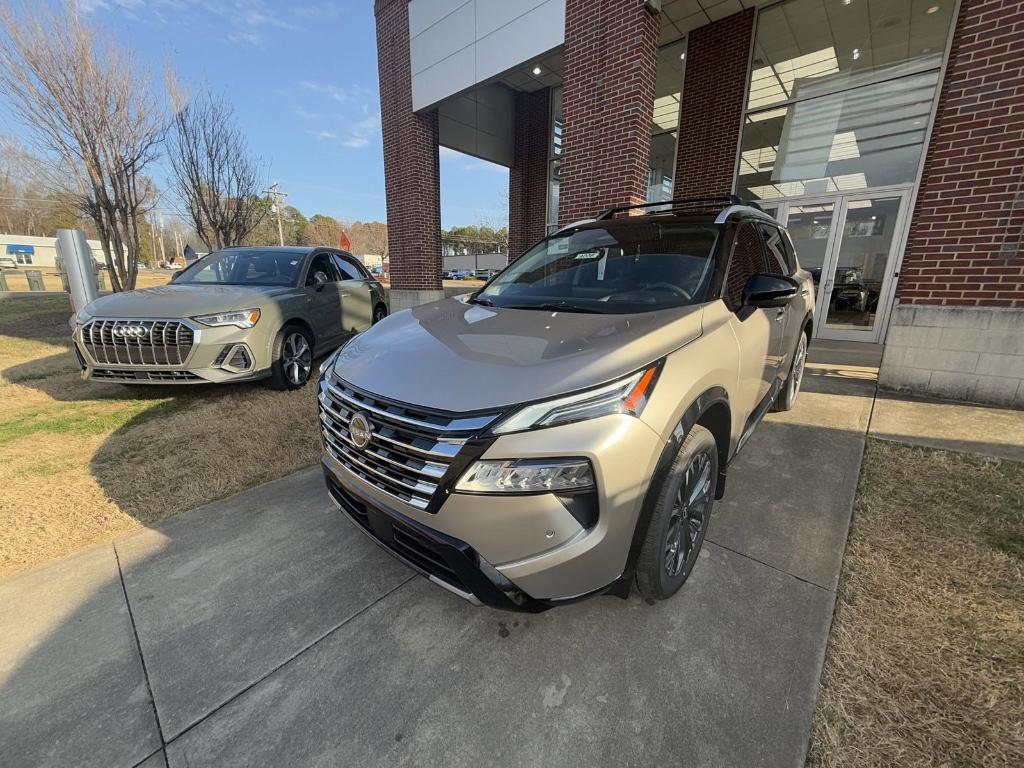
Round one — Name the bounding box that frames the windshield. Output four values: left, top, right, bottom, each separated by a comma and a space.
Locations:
173, 249, 305, 286
473, 222, 719, 314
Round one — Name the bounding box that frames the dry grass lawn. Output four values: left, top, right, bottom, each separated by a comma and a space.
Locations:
0, 294, 321, 578
809, 439, 1024, 767
1, 267, 172, 292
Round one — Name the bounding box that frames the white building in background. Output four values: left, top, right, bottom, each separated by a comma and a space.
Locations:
0, 234, 109, 268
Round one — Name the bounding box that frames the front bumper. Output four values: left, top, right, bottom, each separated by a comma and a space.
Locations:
321, 405, 665, 608
72, 319, 271, 384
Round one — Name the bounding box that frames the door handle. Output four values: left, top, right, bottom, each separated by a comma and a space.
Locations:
774, 309, 786, 322
801, 289, 810, 297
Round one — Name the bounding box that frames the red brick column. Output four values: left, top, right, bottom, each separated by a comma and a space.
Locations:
898, 0, 1024, 307
375, 0, 442, 297
508, 89, 551, 261
673, 8, 754, 198
557, 0, 659, 224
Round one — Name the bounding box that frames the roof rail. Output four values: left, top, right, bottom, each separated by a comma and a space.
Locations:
595, 195, 763, 220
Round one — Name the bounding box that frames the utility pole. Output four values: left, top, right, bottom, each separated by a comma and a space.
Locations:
157, 213, 167, 263
264, 182, 288, 246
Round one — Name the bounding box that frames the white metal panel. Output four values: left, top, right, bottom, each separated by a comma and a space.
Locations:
412, 45, 478, 112
475, 0, 565, 85
410, 1, 476, 75
410, 0, 566, 111
475, 0, 550, 38
409, 0, 469, 37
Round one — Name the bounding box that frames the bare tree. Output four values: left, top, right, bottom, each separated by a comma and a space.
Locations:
166, 79, 267, 250
0, 2, 164, 291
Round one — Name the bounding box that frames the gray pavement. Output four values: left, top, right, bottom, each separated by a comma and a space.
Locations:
1, 344, 875, 768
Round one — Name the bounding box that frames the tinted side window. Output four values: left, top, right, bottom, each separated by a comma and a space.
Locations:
779, 229, 799, 272
332, 253, 366, 280
724, 223, 765, 311
757, 224, 788, 276
306, 253, 341, 286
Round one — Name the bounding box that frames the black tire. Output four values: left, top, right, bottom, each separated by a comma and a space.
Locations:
772, 330, 808, 412
635, 424, 718, 601
372, 303, 388, 324
269, 324, 314, 391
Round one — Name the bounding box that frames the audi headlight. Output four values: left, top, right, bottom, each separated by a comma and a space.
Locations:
492, 364, 660, 435
455, 458, 594, 494
194, 308, 261, 328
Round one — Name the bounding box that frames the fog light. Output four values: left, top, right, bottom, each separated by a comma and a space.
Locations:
455, 458, 594, 494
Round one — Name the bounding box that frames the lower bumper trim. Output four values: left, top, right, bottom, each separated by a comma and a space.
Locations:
322, 462, 552, 613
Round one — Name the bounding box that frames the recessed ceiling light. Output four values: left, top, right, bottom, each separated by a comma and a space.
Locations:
532, 66, 542, 76
926, 5, 940, 13
852, 47, 861, 60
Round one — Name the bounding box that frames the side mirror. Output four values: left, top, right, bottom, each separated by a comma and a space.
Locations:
743, 274, 799, 308
312, 271, 329, 291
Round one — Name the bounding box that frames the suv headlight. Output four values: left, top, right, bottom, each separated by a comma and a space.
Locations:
455, 458, 594, 494
491, 364, 660, 435
194, 308, 261, 328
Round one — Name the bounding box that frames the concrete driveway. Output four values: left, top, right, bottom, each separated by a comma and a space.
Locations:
0, 342, 878, 768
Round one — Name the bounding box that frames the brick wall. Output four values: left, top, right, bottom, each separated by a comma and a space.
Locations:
673, 8, 754, 198
898, 0, 1024, 307
375, 0, 442, 293
508, 88, 551, 261
557, 0, 659, 224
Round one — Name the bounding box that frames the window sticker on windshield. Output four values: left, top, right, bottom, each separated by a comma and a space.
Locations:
574, 251, 601, 260
550, 237, 570, 254
597, 254, 607, 281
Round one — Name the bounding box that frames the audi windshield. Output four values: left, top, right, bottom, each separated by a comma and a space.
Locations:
173, 249, 305, 287
472, 222, 719, 314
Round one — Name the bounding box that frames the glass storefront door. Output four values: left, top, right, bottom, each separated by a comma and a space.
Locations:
773, 189, 910, 342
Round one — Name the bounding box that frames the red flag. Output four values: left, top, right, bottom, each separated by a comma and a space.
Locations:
338, 228, 352, 251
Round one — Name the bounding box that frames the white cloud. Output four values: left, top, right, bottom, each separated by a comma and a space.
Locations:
294, 108, 321, 121
307, 130, 338, 141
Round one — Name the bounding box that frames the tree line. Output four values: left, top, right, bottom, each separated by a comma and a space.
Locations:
0, 2, 394, 289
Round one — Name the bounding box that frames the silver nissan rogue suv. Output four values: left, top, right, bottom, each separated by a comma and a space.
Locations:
318, 197, 813, 611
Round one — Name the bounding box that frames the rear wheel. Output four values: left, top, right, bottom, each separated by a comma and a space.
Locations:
635, 424, 718, 601
269, 325, 313, 390
772, 331, 808, 412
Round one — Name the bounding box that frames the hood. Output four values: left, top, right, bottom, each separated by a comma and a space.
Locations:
332, 298, 704, 413
83, 284, 291, 319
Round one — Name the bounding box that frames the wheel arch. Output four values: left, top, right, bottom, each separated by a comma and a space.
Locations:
623, 387, 732, 578
282, 316, 317, 349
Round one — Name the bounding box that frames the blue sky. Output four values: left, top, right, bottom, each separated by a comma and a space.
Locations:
1, 0, 509, 228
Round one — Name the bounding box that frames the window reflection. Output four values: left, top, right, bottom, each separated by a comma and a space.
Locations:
741, 0, 956, 201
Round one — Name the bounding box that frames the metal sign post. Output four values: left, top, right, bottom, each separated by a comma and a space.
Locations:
55, 229, 98, 313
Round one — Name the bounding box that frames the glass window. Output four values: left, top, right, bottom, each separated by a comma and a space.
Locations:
647, 39, 685, 202
174, 249, 303, 286
724, 224, 766, 311
306, 253, 340, 285
332, 253, 366, 280
741, 0, 956, 201
740, 69, 939, 200
758, 224, 790, 275
748, 0, 955, 110
547, 88, 563, 231
474, 222, 719, 314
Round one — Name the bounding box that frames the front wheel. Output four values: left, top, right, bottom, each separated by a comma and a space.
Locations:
635, 424, 718, 601
772, 331, 808, 412
269, 324, 314, 390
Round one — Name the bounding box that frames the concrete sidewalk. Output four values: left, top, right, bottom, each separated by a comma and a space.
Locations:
2, 342, 878, 768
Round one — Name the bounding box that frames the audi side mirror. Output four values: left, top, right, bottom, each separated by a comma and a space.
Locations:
312, 272, 329, 291
743, 274, 799, 309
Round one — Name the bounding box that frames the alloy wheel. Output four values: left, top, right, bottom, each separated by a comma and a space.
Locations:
283, 332, 312, 386
664, 448, 715, 577
790, 334, 807, 401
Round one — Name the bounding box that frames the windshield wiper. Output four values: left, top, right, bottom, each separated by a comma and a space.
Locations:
468, 296, 493, 306
504, 301, 604, 314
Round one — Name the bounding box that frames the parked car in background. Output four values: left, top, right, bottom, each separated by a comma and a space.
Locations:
473, 268, 500, 280
318, 196, 814, 611
444, 269, 473, 280
0, 256, 17, 269
72, 246, 388, 389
